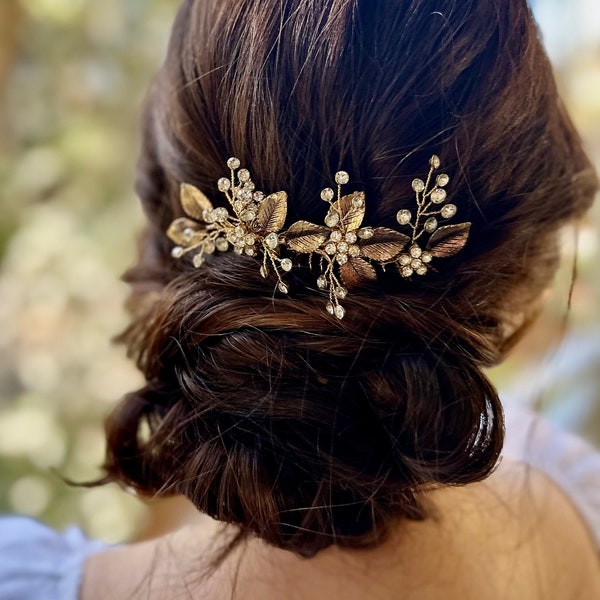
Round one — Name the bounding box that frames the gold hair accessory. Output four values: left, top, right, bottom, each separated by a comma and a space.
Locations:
167, 156, 471, 319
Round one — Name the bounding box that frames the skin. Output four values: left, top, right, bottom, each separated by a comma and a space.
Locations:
82, 458, 600, 600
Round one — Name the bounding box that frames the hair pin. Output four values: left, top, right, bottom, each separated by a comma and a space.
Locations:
167, 156, 471, 319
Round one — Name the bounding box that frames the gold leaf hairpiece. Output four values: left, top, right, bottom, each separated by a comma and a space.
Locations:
167, 155, 471, 319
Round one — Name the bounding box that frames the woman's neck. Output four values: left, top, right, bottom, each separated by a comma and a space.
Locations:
82, 459, 599, 599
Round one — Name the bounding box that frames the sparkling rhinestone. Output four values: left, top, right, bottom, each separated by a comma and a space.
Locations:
325, 243, 337, 255
244, 181, 255, 191
241, 190, 253, 201
396, 209, 412, 226
422, 251, 433, 263
409, 245, 422, 258
334, 305, 346, 320
245, 247, 256, 257
441, 204, 457, 219
399, 254, 411, 266
424, 217, 438, 233
278, 282, 289, 294
352, 196, 364, 208
430, 155, 441, 169
193, 253, 204, 267
214, 207, 229, 222
317, 275, 328, 289
227, 232, 237, 243
411, 258, 423, 269
241, 210, 256, 222
217, 177, 231, 192
260, 265, 269, 278
330, 230, 343, 242
325, 212, 340, 227
265, 232, 279, 249
335, 171, 349, 185
227, 157, 241, 170
412, 179, 425, 193
234, 245, 244, 255
204, 241, 216, 254
203, 209, 216, 224
416, 265, 428, 275
358, 227, 374, 240
183, 227, 194, 242
335, 286, 347, 299
337, 241, 349, 253
336, 253, 349, 265
401, 266, 414, 277
348, 244, 360, 257
321, 188, 335, 202
244, 234, 256, 246
235, 226, 244, 237
437, 174, 450, 187
216, 238, 229, 252
280, 258, 293, 272
171, 246, 184, 258
234, 200, 244, 212
345, 231, 357, 243
430, 188, 447, 204
253, 191, 265, 202
326, 302, 335, 315
238, 169, 250, 182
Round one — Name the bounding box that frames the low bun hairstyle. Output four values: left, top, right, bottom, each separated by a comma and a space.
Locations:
101, 0, 597, 557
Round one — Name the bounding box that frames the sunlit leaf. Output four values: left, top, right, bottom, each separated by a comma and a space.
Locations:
360, 227, 410, 261
339, 257, 377, 288
167, 217, 203, 246
180, 183, 213, 220
332, 192, 365, 231
255, 191, 287, 233
285, 221, 329, 253
427, 223, 471, 258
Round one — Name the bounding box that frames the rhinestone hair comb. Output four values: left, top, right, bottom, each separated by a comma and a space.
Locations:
167, 156, 471, 319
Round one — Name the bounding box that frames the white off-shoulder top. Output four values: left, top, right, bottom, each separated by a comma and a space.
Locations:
1, 404, 599, 600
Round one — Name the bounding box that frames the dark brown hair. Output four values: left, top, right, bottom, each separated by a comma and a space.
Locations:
100, 0, 597, 558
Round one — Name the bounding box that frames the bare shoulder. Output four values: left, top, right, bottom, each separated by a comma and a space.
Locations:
429, 457, 600, 599
81, 464, 600, 600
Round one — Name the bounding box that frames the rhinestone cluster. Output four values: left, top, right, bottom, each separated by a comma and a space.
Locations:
167, 160, 290, 290
393, 156, 462, 278
397, 245, 433, 277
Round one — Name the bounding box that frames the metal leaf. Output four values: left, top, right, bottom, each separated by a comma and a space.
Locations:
332, 192, 366, 231
180, 183, 213, 220
255, 191, 288, 233
359, 227, 410, 261
285, 221, 329, 253
339, 257, 377, 289
167, 218, 204, 246
427, 222, 471, 258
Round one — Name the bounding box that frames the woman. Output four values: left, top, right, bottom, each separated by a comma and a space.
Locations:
2, 0, 599, 598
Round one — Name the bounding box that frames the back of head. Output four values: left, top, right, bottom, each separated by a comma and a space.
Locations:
101, 0, 597, 558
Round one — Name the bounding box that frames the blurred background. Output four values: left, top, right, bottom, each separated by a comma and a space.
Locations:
0, 0, 599, 543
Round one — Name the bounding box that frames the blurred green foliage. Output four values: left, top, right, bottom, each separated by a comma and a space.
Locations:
0, 0, 599, 543
0, 0, 177, 542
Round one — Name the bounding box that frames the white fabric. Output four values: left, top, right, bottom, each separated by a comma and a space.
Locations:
502, 403, 600, 550
0, 404, 599, 599
0, 516, 107, 600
